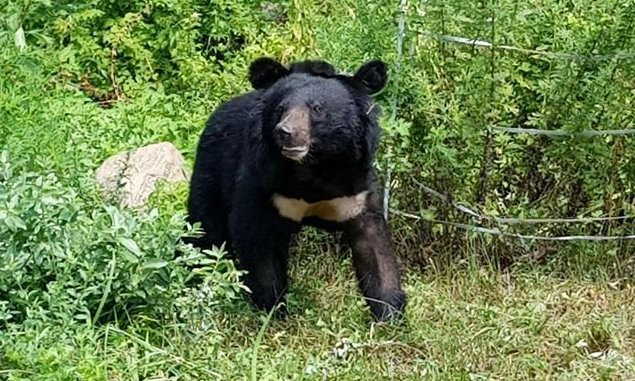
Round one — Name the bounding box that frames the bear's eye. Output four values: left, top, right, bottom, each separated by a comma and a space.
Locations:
312, 103, 324, 113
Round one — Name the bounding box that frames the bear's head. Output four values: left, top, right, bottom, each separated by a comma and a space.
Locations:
249, 57, 387, 165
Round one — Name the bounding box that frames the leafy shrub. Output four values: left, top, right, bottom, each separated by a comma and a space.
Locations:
0, 150, 244, 325
0, 0, 316, 101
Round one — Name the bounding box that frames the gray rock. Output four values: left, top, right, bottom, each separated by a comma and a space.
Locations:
95, 142, 189, 207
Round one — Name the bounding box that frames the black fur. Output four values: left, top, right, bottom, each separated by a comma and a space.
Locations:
185, 58, 406, 322
249, 57, 337, 89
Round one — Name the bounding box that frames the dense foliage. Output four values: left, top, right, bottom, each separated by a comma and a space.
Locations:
3, 0, 634, 261
1, 0, 634, 379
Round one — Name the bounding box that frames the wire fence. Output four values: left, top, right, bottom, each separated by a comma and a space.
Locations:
383, 0, 409, 220
391, 180, 635, 242
421, 32, 635, 62
412, 179, 634, 225
492, 127, 635, 137
420, 31, 635, 137
386, 4, 635, 244
391, 208, 635, 241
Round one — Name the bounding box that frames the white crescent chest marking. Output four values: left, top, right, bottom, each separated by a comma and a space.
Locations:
272, 191, 369, 222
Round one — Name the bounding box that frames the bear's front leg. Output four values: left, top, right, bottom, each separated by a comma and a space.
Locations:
343, 206, 406, 322
228, 193, 298, 316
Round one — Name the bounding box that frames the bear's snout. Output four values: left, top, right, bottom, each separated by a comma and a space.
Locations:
274, 106, 311, 161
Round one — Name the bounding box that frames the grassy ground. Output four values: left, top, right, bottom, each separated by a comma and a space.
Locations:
5, 247, 635, 381
212, 245, 635, 381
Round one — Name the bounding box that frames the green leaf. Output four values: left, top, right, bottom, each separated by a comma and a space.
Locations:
141, 259, 169, 270
14, 26, 26, 50
117, 237, 142, 258
4, 215, 27, 231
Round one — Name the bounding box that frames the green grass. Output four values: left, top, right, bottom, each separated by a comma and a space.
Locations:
3, 244, 635, 380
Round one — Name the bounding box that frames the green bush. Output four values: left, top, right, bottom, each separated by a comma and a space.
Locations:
0, 149, 244, 325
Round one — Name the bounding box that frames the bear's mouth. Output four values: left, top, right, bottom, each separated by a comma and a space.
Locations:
281, 145, 309, 161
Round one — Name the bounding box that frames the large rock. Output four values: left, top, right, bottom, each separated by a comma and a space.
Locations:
95, 142, 189, 207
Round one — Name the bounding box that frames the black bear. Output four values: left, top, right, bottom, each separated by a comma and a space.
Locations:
185, 57, 406, 322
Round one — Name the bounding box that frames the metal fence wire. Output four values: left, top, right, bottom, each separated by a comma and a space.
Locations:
387, 2, 635, 243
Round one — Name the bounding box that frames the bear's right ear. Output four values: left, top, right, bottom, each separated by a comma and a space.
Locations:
248, 57, 291, 89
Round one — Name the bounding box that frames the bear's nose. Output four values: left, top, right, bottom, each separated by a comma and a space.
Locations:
274, 124, 293, 144
275, 124, 292, 136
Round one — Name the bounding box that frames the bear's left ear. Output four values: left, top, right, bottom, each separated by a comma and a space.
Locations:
248, 57, 291, 89
353, 60, 388, 95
